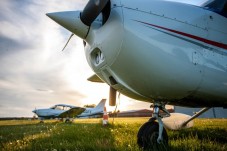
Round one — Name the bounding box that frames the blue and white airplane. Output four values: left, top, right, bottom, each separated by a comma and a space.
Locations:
33, 99, 106, 120
46, 0, 227, 149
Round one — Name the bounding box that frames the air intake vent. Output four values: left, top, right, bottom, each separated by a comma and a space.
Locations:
109, 76, 118, 85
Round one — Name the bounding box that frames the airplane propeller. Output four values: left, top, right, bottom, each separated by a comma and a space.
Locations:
47, 0, 113, 105
81, 0, 110, 26
46, 0, 110, 40
59, 0, 110, 51
33, 107, 37, 114
33, 107, 37, 118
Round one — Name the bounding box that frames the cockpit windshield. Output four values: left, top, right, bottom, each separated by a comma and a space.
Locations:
50, 105, 72, 110
203, 0, 227, 15
164, 0, 211, 6
165, 0, 227, 17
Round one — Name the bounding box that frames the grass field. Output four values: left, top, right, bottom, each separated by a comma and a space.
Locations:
0, 118, 226, 151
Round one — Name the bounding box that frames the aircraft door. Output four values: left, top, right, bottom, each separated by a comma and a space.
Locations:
197, 10, 227, 103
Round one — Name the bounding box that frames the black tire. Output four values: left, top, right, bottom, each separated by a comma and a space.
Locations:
65, 119, 70, 123
137, 121, 168, 150
137, 121, 152, 147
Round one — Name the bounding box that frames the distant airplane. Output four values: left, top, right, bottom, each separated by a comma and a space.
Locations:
47, 0, 227, 149
33, 99, 106, 121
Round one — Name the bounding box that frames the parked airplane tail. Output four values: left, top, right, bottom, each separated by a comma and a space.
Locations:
77, 99, 107, 118
94, 99, 106, 111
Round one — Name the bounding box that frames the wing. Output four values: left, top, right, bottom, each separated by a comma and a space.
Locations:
58, 107, 86, 118
87, 74, 104, 83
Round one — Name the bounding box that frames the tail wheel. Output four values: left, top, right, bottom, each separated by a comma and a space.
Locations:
137, 121, 168, 150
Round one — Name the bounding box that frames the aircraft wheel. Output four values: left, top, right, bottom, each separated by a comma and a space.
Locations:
137, 121, 168, 150
65, 119, 70, 123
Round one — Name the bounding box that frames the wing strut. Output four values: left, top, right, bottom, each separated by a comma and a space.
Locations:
181, 107, 211, 127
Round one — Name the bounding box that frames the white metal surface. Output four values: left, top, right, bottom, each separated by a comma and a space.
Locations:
47, 0, 227, 107
47, 11, 89, 39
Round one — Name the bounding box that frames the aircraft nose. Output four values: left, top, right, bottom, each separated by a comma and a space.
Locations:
32, 109, 37, 114
46, 11, 89, 39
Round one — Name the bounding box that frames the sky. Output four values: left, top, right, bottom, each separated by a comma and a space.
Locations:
0, 0, 153, 117
0, 0, 208, 117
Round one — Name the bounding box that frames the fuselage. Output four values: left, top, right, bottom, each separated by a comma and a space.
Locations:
84, 0, 227, 107
33, 108, 65, 118
77, 108, 104, 118
33, 99, 106, 118
32, 104, 76, 118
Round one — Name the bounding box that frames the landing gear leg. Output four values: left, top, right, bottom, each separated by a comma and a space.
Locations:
39, 117, 44, 123
39, 120, 44, 123
137, 102, 170, 150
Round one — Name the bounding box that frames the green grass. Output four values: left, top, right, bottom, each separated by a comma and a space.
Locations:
0, 118, 226, 151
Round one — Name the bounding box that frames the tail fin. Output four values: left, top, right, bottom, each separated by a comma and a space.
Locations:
94, 99, 106, 111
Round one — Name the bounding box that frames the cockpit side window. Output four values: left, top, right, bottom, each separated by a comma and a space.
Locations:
55, 106, 63, 110
223, 2, 227, 14
204, 0, 227, 17
64, 106, 71, 110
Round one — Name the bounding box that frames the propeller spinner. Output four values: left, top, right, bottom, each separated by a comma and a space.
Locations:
46, 0, 110, 39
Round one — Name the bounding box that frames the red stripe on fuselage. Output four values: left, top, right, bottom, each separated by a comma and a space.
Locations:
136, 20, 227, 50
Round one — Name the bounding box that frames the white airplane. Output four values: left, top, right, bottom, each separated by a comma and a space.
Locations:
46, 0, 227, 149
33, 99, 106, 121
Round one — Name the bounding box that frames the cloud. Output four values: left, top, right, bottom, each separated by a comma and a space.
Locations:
0, 0, 152, 117
0, 35, 33, 56
0, 0, 94, 117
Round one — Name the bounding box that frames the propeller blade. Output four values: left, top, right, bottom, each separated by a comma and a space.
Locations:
32, 108, 36, 113
81, 0, 109, 26
61, 33, 74, 51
